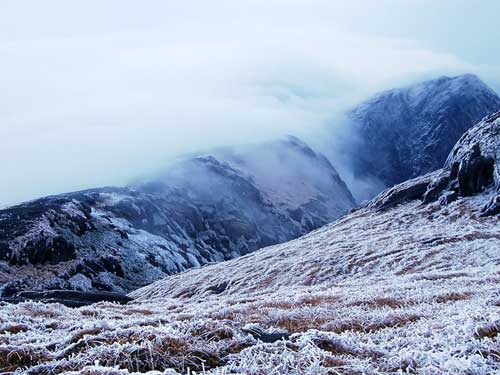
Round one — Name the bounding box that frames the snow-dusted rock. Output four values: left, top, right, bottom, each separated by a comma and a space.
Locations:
446, 111, 500, 186
347, 74, 500, 193
368, 171, 438, 211
366, 111, 500, 215
0, 136, 355, 294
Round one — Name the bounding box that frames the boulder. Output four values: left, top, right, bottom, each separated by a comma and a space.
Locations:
368, 172, 437, 211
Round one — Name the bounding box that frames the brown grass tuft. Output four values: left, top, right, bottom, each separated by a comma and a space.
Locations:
18, 303, 62, 319
434, 292, 471, 303
123, 308, 155, 316
0, 345, 52, 371
321, 354, 348, 368
299, 295, 339, 306
270, 315, 330, 333
44, 321, 60, 330
323, 313, 423, 334
349, 297, 408, 309
0, 323, 29, 334
68, 328, 103, 344
80, 309, 99, 317
476, 321, 500, 339
262, 301, 296, 309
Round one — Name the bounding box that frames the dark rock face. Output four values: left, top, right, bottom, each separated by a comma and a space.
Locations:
347, 74, 500, 197
0, 137, 355, 294
453, 144, 494, 196
369, 111, 500, 214
368, 172, 437, 211
422, 171, 451, 203
0, 290, 132, 307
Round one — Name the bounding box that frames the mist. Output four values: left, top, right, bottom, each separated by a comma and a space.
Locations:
2, 0, 500, 206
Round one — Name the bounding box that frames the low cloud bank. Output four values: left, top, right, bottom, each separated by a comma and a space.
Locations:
1, 0, 499, 205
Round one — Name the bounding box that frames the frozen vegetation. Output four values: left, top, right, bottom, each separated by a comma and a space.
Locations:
3, 178, 500, 373
4, 107, 500, 375
2, 105, 500, 374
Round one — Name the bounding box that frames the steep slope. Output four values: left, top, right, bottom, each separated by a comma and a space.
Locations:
347, 74, 500, 197
2, 113, 500, 375
0, 136, 354, 295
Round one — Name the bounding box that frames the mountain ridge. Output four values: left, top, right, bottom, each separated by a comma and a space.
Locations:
345, 74, 500, 199
0, 136, 355, 295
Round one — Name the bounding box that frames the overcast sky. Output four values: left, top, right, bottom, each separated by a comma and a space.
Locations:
1, 0, 500, 205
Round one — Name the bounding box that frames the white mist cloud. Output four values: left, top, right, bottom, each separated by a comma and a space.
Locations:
1, 0, 499, 205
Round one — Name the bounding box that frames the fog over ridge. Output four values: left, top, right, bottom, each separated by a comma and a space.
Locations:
1, 0, 500, 205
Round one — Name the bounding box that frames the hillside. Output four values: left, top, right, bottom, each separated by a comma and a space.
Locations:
2, 112, 500, 374
0, 136, 354, 295
346, 74, 500, 198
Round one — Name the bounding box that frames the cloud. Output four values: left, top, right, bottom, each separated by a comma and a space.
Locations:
0, 0, 497, 205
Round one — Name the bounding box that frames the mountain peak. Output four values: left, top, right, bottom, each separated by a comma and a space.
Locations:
362, 74, 496, 108
412, 73, 496, 97
347, 74, 500, 197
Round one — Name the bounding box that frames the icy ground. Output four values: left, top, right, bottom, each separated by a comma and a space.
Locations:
1, 189, 500, 374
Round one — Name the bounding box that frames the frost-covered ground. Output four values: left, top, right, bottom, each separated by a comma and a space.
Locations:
2, 191, 500, 374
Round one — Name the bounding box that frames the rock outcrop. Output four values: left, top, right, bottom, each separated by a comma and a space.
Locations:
369, 111, 500, 214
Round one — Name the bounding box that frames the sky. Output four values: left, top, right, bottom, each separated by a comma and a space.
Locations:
1, 0, 500, 206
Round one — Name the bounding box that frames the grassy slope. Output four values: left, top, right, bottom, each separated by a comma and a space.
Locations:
2, 192, 500, 374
